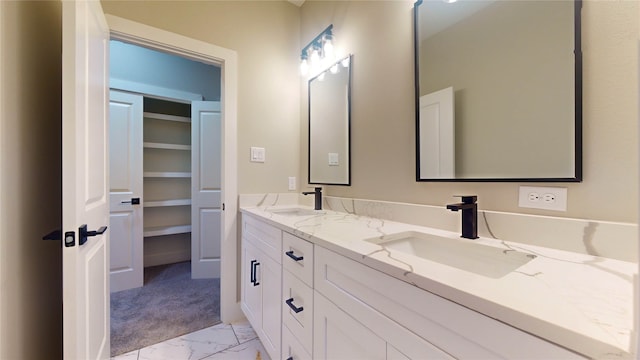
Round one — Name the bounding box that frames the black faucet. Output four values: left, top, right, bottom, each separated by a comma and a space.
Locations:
446, 195, 479, 240
302, 187, 322, 210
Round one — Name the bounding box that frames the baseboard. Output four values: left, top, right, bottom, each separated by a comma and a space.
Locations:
144, 249, 190, 267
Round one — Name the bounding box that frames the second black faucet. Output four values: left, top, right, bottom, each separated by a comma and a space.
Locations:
302, 187, 322, 210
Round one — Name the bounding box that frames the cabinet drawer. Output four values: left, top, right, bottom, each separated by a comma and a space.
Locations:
282, 232, 313, 286
242, 214, 282, 263
282, 270, 313, 354
282, 323, 312, 360
315, 246, 584, 359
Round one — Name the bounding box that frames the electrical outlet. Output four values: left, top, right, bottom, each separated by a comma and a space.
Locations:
288, 176, 296, 191
518, 186, 567, 211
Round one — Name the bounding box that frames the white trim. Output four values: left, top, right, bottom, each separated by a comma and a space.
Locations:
110, 78, 203, 102
0, 2, 4, 357
636, 38, 640, 359
106, 15, 242, 322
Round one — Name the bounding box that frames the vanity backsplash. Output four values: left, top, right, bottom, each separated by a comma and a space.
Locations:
239, 193, 637, 263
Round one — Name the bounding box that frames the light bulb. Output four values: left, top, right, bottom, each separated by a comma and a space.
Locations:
323, 38, 334, 59
300, 59, 308, 75
330, 64, 339, 74
310, 49, 320, 64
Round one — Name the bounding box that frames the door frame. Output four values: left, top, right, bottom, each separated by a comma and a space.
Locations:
106, 15, 242, 322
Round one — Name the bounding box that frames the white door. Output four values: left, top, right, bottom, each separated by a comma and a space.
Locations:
62, 1, 110, 359
108, 91, 143, 292
191, 101, 222, 278
419, 87, 455, 179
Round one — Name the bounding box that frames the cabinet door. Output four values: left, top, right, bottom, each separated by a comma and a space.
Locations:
314, 292, 386, 360
241, 240, 262, 329
259, 252, 282, 360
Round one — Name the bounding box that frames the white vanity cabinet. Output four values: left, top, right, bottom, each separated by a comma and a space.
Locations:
240, 212, 588, 360
241, 215, 282, 360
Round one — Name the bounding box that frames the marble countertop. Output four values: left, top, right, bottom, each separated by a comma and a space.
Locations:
240, 205, 638, 359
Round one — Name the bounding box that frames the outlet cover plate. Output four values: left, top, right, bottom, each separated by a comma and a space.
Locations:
518, 186, 567, 211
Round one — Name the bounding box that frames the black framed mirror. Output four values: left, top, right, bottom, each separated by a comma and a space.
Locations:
308, 55, 352, 186
414, 0, 582, 182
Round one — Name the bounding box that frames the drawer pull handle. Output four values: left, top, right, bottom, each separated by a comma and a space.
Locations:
286, 358, 293, 360
250, 260, 260, 286
285, 250, 304, 262
285, 298, 304, 313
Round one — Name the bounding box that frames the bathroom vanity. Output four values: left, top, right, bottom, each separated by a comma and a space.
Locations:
239, 200, 637, 359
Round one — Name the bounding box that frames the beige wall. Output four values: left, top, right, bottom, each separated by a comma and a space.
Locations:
302, 0, 639, 224
101, 0, 639, 222
102, 0, 302, 195
0, 1, 63, 359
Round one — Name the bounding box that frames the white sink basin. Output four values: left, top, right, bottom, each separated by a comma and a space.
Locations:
366, 231, 535, 278
268, 207, 325, 217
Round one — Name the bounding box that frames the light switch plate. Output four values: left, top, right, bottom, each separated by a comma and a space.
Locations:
518, 186, 567, 211
288, 176, 296, 191
328, 152, 339, 166
250, 147, 265, 163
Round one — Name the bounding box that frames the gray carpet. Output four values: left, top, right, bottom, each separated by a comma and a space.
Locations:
110, 261, 221, 356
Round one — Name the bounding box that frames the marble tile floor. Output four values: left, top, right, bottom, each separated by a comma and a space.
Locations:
111, 320, 269, 360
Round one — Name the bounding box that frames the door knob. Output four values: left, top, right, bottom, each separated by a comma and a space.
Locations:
120, 197, 140, 205
78, 224, 107, 246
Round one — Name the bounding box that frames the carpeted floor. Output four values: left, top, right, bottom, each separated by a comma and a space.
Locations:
110, 261, 221, 357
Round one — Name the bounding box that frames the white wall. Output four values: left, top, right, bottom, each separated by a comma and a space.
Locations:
0, 1, 63, 358
110, 40, 221, 101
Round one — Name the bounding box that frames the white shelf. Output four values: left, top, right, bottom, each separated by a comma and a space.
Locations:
144, 199, 192, 208
144, 172, 191, 178
144, 142, 191, 151
144, 224, 192, 237
144, 112, 190, 123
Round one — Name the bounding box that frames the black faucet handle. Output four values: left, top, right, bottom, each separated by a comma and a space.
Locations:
453, 195, 477, 204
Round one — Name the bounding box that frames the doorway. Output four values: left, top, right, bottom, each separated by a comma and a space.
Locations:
106, 14, 242, 356
108, 41, 223, 356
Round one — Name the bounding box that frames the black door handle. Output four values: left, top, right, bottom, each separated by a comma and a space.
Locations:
42, 229, 62, 241
285, 298, 304, 313
121, 197, 140, 205
78, 224, 107, 246
285, 250, 304, 262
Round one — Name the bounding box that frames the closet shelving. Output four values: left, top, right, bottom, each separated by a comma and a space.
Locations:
142, 108, 192, 238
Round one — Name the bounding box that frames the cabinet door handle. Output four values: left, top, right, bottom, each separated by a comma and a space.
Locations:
285, 250, 304, 262
285, 297, 304, 313
250, 260, 257, 285
250, 260, 260, 286
286, 358, 293, 360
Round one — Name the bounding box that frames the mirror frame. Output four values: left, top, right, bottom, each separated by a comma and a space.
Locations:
414, 0, 583, 182
308, 54, 353, 186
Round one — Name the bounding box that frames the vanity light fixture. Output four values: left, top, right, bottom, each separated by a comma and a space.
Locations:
300, 24, 334, 76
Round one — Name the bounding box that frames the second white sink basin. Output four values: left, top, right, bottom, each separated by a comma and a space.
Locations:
366, 231, 535, 278
268, 207, 325, 217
